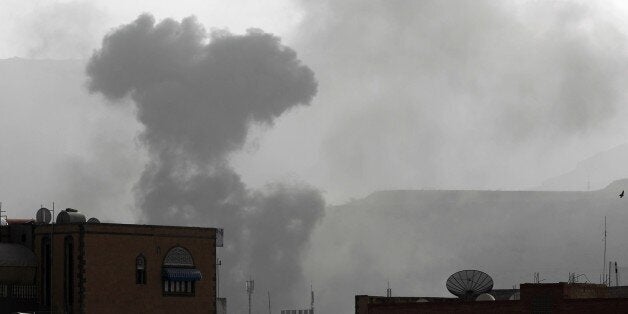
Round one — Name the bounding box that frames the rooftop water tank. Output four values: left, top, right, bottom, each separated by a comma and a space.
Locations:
56, 208, 86, 224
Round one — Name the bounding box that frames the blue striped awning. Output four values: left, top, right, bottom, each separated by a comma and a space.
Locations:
162, 268, 203, 281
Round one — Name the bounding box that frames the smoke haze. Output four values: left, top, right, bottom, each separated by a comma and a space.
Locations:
231, 0, 628, 204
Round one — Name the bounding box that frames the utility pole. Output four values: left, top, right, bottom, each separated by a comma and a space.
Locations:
267, 291, 271, 314
386, 281, 391, 297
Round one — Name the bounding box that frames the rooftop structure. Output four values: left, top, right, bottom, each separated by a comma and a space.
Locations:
356, 282, 628, 314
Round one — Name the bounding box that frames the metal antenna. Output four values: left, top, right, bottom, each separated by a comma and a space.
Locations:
603, 217, 607, 285
50, 201, 56, 311
616, 262, 619, 288
0, 202, 5, 242
216, 259, 222, 298
311, 284, 315, 314
246, 278, 254, 314
609, 261, 612, 287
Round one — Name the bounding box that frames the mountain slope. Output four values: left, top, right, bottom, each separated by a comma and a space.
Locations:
305, 180, 628, 313
540, 144, 628, 191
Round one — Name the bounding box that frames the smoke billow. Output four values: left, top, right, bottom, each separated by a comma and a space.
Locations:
86, 14, 323, 311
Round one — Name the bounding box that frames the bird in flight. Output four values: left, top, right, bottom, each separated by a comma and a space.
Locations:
620, 190, 624, 198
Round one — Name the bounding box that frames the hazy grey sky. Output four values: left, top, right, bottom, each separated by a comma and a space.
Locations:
2, 1, 628, 313
2, 1, 628, 206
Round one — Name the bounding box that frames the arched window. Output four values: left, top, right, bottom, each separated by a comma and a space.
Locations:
136, 254, 146, 284
162, 246, 202, 295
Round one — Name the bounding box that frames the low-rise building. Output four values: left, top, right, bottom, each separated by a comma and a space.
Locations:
356, 282, 628, 314
0, 208, 221, 314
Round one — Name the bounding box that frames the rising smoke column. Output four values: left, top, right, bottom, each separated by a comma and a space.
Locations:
86, 14, 324, 311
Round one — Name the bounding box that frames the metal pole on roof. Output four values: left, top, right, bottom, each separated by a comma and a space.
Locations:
616, 262, 619, 287
216, 259, 221, 299
0, 201, 5, 221
311, 284, 315, 314
603, 216, 607, 286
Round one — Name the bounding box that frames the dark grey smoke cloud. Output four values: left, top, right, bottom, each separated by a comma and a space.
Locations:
87, 14, 323, 311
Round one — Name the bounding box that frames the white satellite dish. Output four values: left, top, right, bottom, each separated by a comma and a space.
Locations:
36, 207, 52, 224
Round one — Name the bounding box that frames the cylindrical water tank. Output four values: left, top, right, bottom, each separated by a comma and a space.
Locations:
56, 208, 86, 224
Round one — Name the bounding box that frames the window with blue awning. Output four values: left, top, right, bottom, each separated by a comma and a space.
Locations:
162, 268, 203, 281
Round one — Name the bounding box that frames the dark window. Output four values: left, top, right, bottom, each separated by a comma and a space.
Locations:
41, 237, 51, 307
136, 255, 146, 284
163, 280, 194, 293
64, 236, 74, 313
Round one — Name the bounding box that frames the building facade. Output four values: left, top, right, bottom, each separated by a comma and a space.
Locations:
1, 209, 221, 314
34, 223, 219, 314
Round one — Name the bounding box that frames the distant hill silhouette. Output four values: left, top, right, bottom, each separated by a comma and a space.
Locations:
306, 179, 628, 313
540, 144, 628, 191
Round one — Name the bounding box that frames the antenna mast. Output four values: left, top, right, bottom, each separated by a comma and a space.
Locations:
616, 262, 620, 287
603, 217, 607, 285
216, 259, 222, 299
0, 201, 6, 221
311, 284, 315, 314
246, 278, 254, 314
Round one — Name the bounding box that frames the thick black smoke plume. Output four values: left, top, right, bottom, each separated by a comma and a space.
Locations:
87, 14, 324, 311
